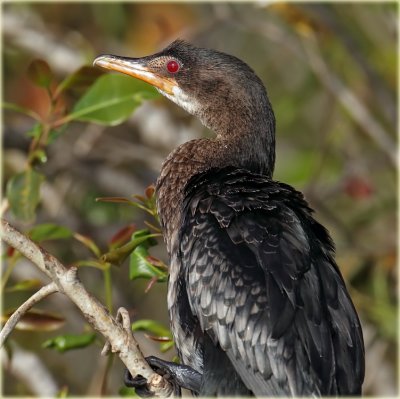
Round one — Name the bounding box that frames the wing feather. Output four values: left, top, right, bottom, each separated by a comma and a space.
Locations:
178, 168, 364, 395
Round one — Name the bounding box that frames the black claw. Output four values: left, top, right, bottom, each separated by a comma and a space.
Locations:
124, 369, 154, 397
144, 356, 201, 394
124, 357, 201, 397
145, 355, 171, 372
125, 370, 147, 387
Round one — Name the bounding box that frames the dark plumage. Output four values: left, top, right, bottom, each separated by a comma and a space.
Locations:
94, 40, 365, 396
176, 167, 364, 396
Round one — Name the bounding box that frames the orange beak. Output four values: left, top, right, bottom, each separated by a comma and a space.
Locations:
93, 54, 176, 95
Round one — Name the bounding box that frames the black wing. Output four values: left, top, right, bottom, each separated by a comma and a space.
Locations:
179, 168, 364, 396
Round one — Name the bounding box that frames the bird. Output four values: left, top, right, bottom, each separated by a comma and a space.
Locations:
94, 40, 365, 396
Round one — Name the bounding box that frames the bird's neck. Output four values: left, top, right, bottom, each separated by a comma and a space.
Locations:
156, 121, 275, 253
195, 89, 276, 177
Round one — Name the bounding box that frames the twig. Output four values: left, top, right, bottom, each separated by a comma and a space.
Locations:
0, 198, 9, 217
302, 4, 396, 126
1, 344, 59, 396
0, 282, 59, 347
234, 7, 397, 167
0, 219, 173, 398
3, 9, 82, 74
301, 35, 397, 168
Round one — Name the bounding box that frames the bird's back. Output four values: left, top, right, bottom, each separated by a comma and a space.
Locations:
166, 167, 364, 396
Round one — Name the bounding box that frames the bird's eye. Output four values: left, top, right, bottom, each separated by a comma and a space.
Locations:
166, 60, 180, 74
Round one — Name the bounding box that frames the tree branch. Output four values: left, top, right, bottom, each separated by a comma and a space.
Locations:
0, 218, 173, 398
301, 35, 397, 168
0, 282, 59, 347
2, 344, 59, 396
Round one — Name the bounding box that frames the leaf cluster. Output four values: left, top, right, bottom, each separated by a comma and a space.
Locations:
2, 58, 173, 395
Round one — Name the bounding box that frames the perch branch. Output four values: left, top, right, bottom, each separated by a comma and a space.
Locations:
0, 282, 59, 347
0, 219, 173, 398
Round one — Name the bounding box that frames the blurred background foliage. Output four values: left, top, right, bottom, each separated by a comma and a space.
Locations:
2, 2, 398, 397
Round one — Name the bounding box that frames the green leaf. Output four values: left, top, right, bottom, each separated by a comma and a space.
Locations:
6, 169, 44, 223
128, 230, 163, 281
102, 229, 159, 266
29, 223, 73, 242
2, 309, 65, 331
131, 319, 173, 353
56, 65, 104, 96
42, 332, 96, 352
129, 245, 167, 282
131, 319, 172, 338
160, 340, 175, 353
27, 59, 53, 89
2, 102, 41, 120
73, 260, 109, 270
68, 74, 159, 126
96, 196, 132, 204
131, 229, 158, 247
5, 279, 42, 293
73, 233, 101, 257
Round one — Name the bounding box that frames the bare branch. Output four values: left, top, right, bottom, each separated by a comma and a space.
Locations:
0, 199, 9, 217
101, 307, 131, 356
3, 9, 81, 74
0, 282, 59, 347
301, 36, 397, 167
2, 344, 59, 396
233, 8, 397, 167
0, 219, 173, 397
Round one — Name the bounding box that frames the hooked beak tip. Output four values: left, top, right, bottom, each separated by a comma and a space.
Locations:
93, 55, 119, 70
93, 56, 104, 68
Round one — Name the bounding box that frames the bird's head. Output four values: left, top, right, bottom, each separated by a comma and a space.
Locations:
94, 40, 275, 143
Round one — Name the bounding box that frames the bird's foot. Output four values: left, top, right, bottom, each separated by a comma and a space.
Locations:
124, 356, 202, 396
124, 360, 181, 397
124, 371, 155, 397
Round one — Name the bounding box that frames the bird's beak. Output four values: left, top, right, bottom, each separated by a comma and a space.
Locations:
93, 54, 177, 95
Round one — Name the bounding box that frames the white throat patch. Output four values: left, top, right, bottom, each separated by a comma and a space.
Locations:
157, 86, 200, 116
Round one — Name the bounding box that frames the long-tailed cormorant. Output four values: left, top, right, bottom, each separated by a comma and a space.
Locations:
94, 40, 365, 397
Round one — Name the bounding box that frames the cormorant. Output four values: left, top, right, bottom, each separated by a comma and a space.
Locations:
94, 40, 365, 396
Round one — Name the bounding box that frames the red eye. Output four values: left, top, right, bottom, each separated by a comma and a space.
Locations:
167, 60, 180, 74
